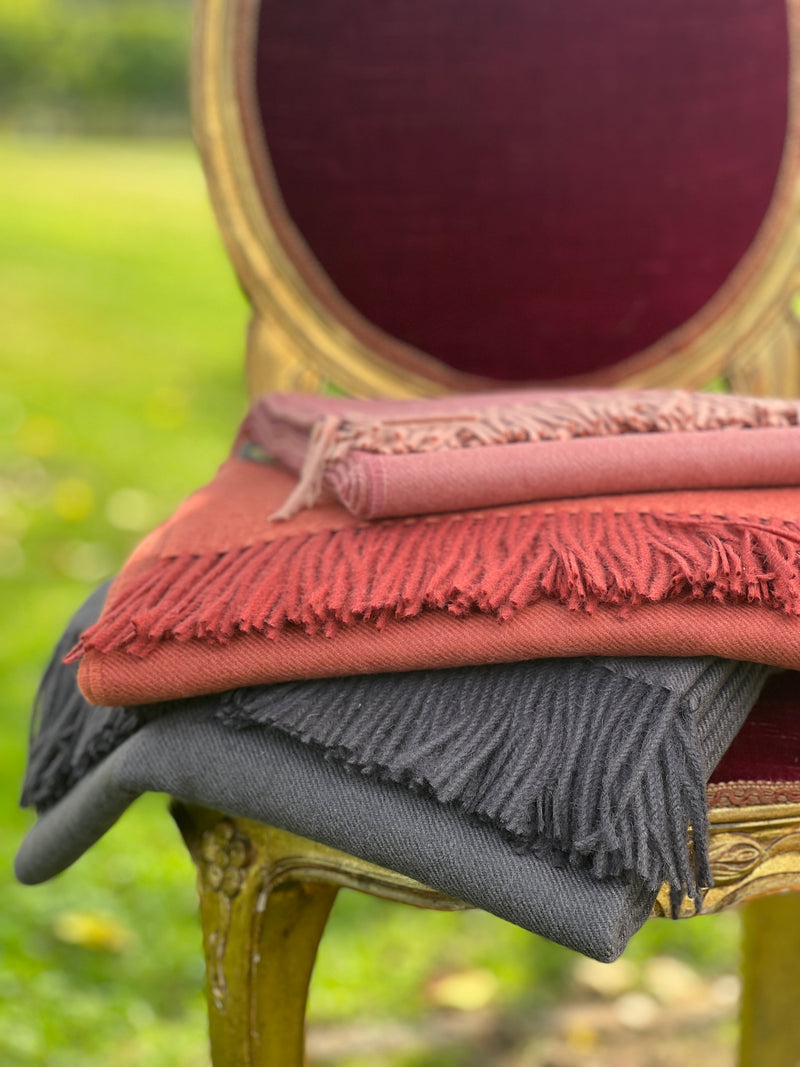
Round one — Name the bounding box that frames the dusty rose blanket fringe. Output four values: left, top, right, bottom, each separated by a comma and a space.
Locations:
67, 505, 800, 662
248, 390, 800, 520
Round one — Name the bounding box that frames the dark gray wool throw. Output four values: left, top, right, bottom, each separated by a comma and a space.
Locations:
17, 704, 658, 961
21, 584, 771, 904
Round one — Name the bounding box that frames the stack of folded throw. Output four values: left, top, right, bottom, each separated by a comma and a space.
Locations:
18, 387, 800, 961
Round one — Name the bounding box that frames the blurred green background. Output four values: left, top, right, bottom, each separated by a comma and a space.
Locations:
0, 3, 744, 1065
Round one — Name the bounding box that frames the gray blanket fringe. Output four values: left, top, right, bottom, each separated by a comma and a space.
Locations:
216, 658, 770, 896
19, 583, 143, 811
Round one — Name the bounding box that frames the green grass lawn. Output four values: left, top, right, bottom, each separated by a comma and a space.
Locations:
0, 134, 742, 1066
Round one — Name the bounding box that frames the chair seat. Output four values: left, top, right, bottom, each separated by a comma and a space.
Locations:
710, 670, 800, 794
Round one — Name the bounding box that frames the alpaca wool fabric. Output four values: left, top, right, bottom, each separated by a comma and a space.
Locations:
24, 589, 771, 895
19, 588, 772, 959
249, 389, 800, 519
20, 581, 143, 811
66, 444, 800, 706
16, 705, 656, 962
75, 597, 800, 706
214, 656, 771, 896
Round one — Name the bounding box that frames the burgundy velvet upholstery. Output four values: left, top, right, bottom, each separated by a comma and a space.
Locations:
254, 0, 788, 380
711, 673, 800, 785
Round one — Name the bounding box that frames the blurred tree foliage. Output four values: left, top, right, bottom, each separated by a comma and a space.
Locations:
0, 0, 191, 134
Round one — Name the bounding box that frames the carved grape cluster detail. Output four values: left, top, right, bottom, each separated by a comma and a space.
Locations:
199, 818, 252, 899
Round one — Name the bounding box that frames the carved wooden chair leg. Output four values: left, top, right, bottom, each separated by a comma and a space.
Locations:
172, 802, 465, 1065
740, 893, 800, 1067
171, 802, 338, 1067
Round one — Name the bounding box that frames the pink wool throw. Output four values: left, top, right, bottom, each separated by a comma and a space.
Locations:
247, 389, 800, 520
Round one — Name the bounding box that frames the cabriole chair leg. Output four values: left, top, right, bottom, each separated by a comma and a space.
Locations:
172, 802, 464, 1064
740, 893, 800, 1067
172, 802, 338, 1066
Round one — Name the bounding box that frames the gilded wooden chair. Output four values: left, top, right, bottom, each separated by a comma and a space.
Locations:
177, 1, 800, 1062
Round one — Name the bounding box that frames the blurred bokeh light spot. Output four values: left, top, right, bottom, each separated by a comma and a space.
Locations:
106, 486, 157, 530
614, 991, 660, 1030
4, 455, 50, 505
711, 973, 741, 1009
426, 968, 500, 1011
16, 413, 61, 457
52, 911, 136, 954
563, 1021, 599, 1052
53, 476, 95, 521
642, 955, 704, 1006
573, 956, 637, 998
56, 539, 114, 581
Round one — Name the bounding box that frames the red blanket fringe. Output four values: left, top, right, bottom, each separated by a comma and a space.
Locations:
67, 508, 800, 661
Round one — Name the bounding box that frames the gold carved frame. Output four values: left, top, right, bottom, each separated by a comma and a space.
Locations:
193, 0, 800, 400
